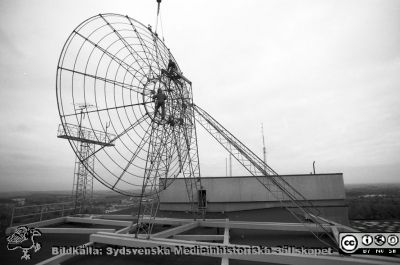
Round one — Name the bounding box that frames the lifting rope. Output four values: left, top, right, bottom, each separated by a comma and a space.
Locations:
153, 0, 168, 72
155, 0, 164, 40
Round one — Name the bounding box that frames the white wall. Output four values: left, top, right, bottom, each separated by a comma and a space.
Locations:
159, 173, 345, 203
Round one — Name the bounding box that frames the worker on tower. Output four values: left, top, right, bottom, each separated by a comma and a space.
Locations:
153, 88, 167, 120
163, 58, 183, 88
167, 59, 177, 75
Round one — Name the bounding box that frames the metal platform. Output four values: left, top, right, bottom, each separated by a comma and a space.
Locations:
57, 123, 115, 147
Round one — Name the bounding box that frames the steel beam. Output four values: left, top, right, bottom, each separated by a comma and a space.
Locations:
172, 234, 224, 241
309, 214, 359, 233
199, 220, 332, 232
66, 216, 131, 226
222, 219, 230, 265
90, 233, 399, 265
152, 221, 198, 238
35, 242, 93, 265
116, 226, 132, 234
36, 227, 116, 234
6, 217, 66, 234
93, 214, 134, 220
331, 226, 340, 243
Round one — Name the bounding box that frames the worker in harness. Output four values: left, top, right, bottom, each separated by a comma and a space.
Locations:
153, 88, 167, 120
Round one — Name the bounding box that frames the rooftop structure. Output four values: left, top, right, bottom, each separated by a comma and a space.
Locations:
160, 173, 349, 224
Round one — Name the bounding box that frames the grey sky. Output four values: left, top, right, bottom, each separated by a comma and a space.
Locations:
0, 0, 399, 191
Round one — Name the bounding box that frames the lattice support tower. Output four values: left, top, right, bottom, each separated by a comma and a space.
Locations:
133, 79, 203, 238
72, 141, 95, 212
58, 122, 115, 213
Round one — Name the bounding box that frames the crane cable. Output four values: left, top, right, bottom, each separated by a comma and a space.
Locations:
153, 0, 166, 71
155, 0, 164, 41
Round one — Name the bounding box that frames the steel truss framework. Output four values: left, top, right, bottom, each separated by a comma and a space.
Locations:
58, 114, 115, 213
6, 215, 399, 265
56, 13, 197, 198
56, 13, 203, 236
52, 12, 376, 262
72, 141, 94, 212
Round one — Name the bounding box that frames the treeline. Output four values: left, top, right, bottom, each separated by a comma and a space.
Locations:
348, 196, 400, 220
346, 183, 400, 198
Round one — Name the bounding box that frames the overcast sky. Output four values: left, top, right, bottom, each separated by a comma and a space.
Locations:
0, 0, 399, 192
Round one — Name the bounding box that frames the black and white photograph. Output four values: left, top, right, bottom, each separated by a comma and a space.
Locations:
1, 0, 399, 264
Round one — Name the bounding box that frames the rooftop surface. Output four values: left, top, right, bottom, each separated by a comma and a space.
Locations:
0, 207, 363, 265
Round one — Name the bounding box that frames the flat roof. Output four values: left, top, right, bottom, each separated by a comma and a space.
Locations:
168, 173, 343, 180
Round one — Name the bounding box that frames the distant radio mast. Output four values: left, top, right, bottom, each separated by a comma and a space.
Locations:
261, 123, 267, 170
